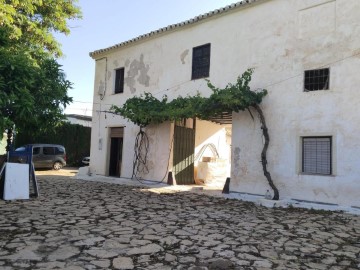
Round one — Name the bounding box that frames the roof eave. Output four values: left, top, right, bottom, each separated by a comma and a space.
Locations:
89, 0, 269, 59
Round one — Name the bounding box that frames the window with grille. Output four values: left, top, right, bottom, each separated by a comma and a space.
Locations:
114, 68, 125, 94
304, 68, 329, 91
302, 136, 332, 175
191, 43, 211, 80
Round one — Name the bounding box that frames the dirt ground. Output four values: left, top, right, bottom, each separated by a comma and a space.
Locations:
35, 167, 80, 177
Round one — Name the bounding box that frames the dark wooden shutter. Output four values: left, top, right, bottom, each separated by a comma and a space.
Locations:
192, 44, 211, 80
110, 127, 124, 138
115, 68, 125, 94
173, 125, 195, 184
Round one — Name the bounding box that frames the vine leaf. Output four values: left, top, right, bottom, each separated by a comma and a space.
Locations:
111, 69, 267, 125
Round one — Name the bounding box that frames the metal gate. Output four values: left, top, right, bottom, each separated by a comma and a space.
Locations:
173, 125, 195, 185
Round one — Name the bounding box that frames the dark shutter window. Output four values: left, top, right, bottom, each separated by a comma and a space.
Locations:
302, 137, 332, 175
304, 68, 330, 91
192, 43, 211, 80
110, 127, 124, 138
115, 68, 125, 94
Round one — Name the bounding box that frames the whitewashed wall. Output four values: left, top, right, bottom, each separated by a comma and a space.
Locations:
230, 0, 360, 207
90, 0, 360, 207
195, 120, 230, 163
66, 117, 92, 127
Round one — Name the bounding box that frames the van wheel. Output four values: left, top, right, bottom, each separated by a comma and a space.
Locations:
53, 162, 63, 170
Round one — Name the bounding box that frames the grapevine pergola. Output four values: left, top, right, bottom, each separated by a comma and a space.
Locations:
111, 69, 279, 200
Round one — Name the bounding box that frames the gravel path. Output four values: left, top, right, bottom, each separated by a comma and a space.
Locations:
0, 174, 359, 269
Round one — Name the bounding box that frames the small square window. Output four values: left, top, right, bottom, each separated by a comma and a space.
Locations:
304, 68, 329, 91
302, 136, 332, 175
192, 44, 211, 80
114, 68, 125, 94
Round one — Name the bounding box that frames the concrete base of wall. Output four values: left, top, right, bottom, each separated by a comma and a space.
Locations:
256, 198, 290, 208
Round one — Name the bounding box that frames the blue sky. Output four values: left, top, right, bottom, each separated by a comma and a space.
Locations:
58, 0, 238, 116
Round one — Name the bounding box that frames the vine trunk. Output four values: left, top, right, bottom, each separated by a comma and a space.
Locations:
252, 104, 279, 200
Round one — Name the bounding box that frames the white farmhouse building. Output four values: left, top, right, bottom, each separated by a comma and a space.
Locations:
89, 0, 360, 208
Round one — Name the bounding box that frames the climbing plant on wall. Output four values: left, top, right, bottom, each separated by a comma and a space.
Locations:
111, 69, 280, 200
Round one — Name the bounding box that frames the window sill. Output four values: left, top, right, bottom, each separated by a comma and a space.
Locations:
303, 89, 332, 93
191, 76, 209, 81
299, 173, 335, 177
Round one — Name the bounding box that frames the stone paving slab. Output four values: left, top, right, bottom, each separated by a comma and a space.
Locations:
0, 176, 359, 269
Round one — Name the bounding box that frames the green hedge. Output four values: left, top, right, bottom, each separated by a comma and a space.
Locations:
15, 122, 91, 166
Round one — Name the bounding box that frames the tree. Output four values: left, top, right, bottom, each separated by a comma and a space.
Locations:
0, 0, 81, 57
0, 0, 81, 146
111, 69, 280, 200
0, 48, 73, 144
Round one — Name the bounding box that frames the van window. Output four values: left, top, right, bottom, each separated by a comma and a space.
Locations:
43, 147, 55, 155
55, 147, 65, 154
33, 147, 40, 155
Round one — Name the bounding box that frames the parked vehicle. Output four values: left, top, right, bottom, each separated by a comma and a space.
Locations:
82, 156, 90, 166
15, 144, 66, 170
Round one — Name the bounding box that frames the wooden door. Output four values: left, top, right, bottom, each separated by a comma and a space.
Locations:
173, 125, 195, 185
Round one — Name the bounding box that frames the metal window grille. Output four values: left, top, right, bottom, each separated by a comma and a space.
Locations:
304, 68, 329, 91
302, 137, 332, 175
192, 43, 211, 80
114, 68, 125, 94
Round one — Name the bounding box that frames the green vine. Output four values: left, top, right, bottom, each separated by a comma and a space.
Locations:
111, 69, 280, 200
111, 69, 267, 127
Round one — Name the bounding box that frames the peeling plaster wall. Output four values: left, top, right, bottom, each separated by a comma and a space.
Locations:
125, 54, 150, 93
90, 0, 360, 207
180, 50, 189, 64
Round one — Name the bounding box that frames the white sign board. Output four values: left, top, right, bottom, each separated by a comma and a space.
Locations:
3, 162, 29, 200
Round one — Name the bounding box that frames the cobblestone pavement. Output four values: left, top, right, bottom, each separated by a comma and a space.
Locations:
0, 175, 359, 270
